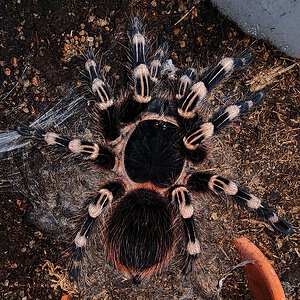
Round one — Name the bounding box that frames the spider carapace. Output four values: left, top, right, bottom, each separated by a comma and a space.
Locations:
15, 17, 292, 284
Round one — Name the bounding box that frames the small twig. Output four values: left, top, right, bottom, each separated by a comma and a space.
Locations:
246, 63, 297, 91
174, 6, 196, 26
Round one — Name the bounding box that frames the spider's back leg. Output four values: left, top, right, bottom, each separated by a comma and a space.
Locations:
68, 182, 125, 281
187, 172, 293, 234
170, 186, 200, 274
183, 91, 265, 151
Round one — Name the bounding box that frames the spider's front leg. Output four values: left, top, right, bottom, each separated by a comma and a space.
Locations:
183, 91, 265, 151
85, 52, 120, 141
170, 186, 200, 274
149, 42, 168, 83
15, 126, 115, 169
176, 68, 197, 101
187, 173, 293, 234
176, 54, 253, 120
68, 182, 125, 281
119, 18, 163, 123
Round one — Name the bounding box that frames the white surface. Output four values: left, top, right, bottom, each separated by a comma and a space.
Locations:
212, 0, 300, 58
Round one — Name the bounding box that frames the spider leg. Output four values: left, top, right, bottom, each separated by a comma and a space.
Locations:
170, 186, 200, 274
149, 42, 168, 83
15, 125, 115, 169
85, 51, 120, 141
68, 182, 125, 281
176, 68, 197, 101
177, 54, 253, 120
183, 91, 265, 151
187, 173, 293, 235
119, 17, 152, 123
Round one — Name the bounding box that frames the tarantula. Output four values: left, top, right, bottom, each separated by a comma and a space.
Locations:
12, 17, 292, 284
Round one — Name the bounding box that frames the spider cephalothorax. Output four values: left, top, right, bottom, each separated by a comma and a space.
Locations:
13, 17, 292, 284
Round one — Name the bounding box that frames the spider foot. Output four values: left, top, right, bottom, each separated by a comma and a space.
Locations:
181, 254, 197, 275
233, 53, 254, 70
258, 206, 294, 235
68, 254, 81, 282
16, 125, 45, 140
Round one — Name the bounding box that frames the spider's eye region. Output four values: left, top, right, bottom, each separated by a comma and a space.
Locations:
124, 119, 184, 187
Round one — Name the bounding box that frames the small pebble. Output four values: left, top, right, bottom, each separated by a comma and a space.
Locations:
88, 15, 95, 23
79, 30, 85, 36
197, 36, 204, 45
11, 57, 18, 67
80, 23, 85, 29
171, 51, 178, 60
211, 212, 218, 220
99, 18, 109, 27
103, 65, 111, 73
4, 280, 9, 286
32, 76, 39, 86
178, 3, 187, 11
252, 176, 260, 185
87, 36, 94, 42
4, 68, 11, 76
173, 28, 180, 36
21, 247, 27, 253
29, 240, 35, 248
34, 231, 43, 239
23, 80, 30, 88
11, 263, 18, 269
151, 0, 157, 7
179, 40, 186, 48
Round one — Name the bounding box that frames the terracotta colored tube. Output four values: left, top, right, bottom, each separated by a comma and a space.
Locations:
234, 236, 286, 300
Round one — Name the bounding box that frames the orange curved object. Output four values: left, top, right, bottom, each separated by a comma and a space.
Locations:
234, 236, 286, 300
60, 295, 70, 300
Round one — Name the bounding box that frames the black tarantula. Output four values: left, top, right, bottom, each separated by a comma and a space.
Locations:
12, 17, 292, 284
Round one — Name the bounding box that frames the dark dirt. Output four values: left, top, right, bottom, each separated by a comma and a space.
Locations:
0, 0, 299, 299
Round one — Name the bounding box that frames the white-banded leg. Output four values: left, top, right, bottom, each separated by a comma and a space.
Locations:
149, 42, 168, 83
171, 186, 200, 274
202, 53, 253, 90
69, 181, 125, 281
68, 189, 112, 281
15, 126, 115, 169
175, 68, 201, 141
177, 54, 253, 120
85, 51, 120, 141
176, 68, 197, 100
130, 17, 152, 104
119, 18, 152, 123
187, 173, 293, 234
183, 91, 265, 150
